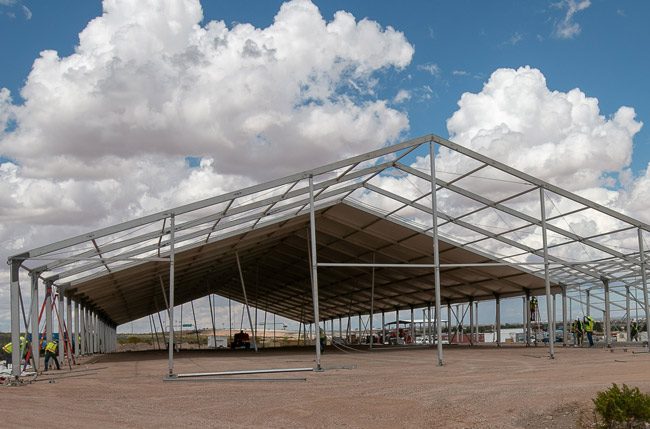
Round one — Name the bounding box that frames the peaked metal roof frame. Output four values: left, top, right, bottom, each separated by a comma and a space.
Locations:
7, 134, 650, 376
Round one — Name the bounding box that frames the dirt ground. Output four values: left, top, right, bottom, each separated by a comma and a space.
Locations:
3, 343, 650, 428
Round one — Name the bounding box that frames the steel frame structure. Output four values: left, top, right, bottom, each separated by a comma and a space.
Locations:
7, 134, 650, 378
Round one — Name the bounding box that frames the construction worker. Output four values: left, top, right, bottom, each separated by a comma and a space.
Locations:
44, 340, 60, 370
2, 336, 26, 366
530, 296, 538, 321
319, 327, 326, 354
631, 321, 639, 342
583, 315, 595, 347
572, 318, 583, 347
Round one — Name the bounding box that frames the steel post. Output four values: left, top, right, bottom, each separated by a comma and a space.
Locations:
495, 295, 501, 347
524, 295, 530, 346
425, 303, 430, 345
475, 301, 479, 343
75, 301, 80, 357
66, 296, 72, 359
168, 214, 176, 375
80, 306, 86, 355
10, 260, 21, 378
429, 142, 444, 366
307, 175, 322, 370
410, 306, 414, 345
586, 290, 591, 317
381, 311, 385, 343
469, 299, 474, 346
638, 228, 650, 352
370, 257, 375, 349
602, 278, 611, 347
626, 286, 631, 341
46, 282, 53, 343
562, 286, 568, 345
539, 187, 555, 359
58, 287, 65, 362
30, 273, 39, 371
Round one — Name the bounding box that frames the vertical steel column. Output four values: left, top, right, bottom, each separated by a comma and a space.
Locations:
381, 311, 385, 343
436, 301, 452, 347
80, 306, 86, 355
552, 294, 557, 345
168, 214, 176, 375
626, 286, 631, 341
602, 278, 611, 347
370, 256, 375, 350
235, 251, 258, 352
638, 228, 650, 352
495, 295, 501, 347
92, 312, 96, 353
429, 142, 443, 366
586, 290, 591, 317
539, 187, 555, 359
410, 306, 414, 345
358, 314, 362, 344
523, 295, 529, 346
46, 281, 53, 343
10, 260, 21, 378
75, 301, 80, 357
427, 302, 432, 344
339, 316, 342, 340
475, 301, 479, 343
395, 308, 399, 343
469, 299, 474, 346
456, 304, 461, 343
30, 273, 40, 371
562, 286, 568, 346
58, 287, 65, 362
308, 175, 322, 369
66, 296, 72, 359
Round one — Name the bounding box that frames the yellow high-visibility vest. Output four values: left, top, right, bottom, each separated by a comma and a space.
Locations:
45, 341, 57, 353
584, 317, 594, 332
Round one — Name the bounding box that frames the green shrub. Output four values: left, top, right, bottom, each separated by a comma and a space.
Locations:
593, 383, 650, 428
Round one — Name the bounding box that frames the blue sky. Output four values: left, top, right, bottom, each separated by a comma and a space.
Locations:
1, 0, 649, 331
2, 0, 649, 171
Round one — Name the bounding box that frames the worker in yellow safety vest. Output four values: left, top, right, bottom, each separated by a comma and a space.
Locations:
583, 316, 595, 347
44, 340, 60, 371
2, 336, 26, 365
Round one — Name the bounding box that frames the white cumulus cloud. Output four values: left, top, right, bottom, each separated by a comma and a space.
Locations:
0, 0, 414, 330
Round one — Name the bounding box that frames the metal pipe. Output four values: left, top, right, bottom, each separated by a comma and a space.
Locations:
495, 295, 501, 347
430, 142, 443, 366
30, 273, 39, 371
540, 188, 555, 359
603, 278, 611, 347
46, 282, 53, 343
176, 367, 314, 378
308, 175, 322, 370
75, 301, 80, 357
638, 228, 650, 352
235, 251, 258, 352
58, 287, 65, 362
9, 261, 21, 378
168, 213, 175, 376
469, 299, 474, 346
66, 296, 72, 358
626, 286, 631, 341
370, 254, 375, 350
562, 286, 568, 345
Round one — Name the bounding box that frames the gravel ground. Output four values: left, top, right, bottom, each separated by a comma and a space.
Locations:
3, 343, 649, 428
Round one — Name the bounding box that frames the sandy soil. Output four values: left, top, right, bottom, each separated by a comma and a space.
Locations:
3, 343, 650, 428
